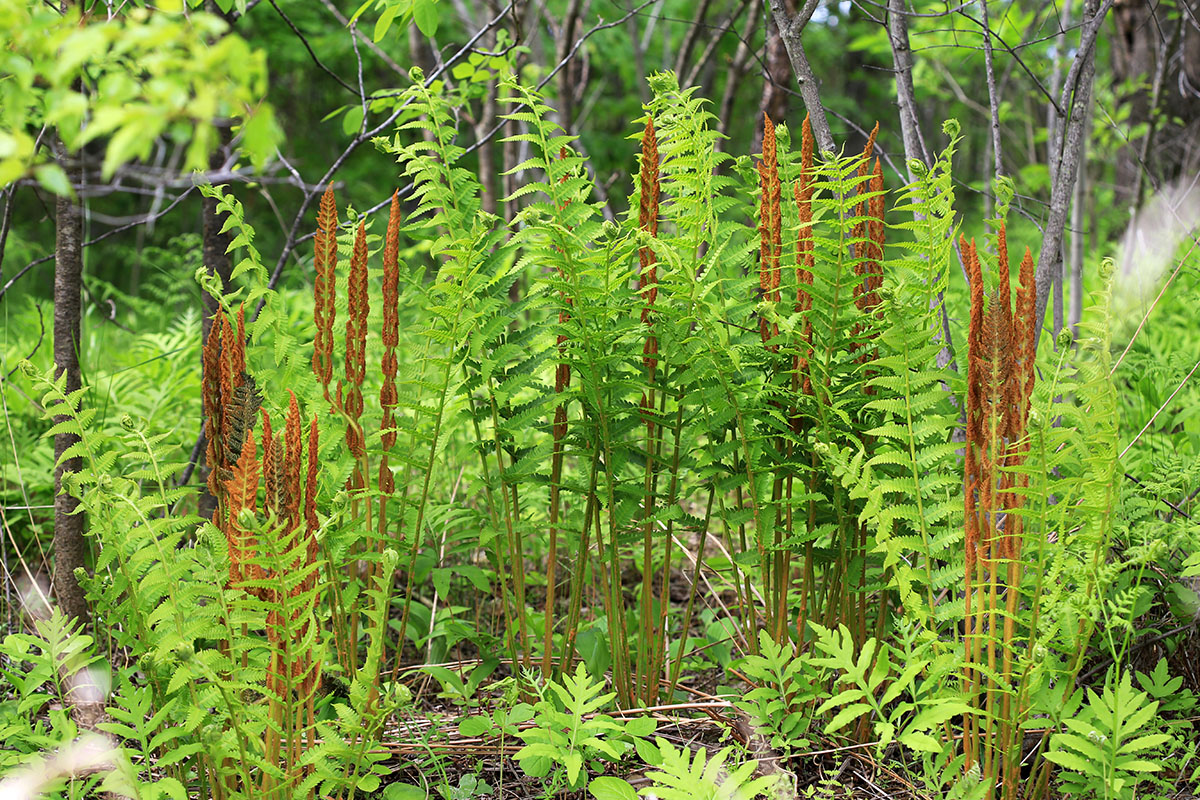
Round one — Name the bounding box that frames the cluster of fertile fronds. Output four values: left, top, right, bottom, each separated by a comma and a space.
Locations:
962, 225, 1036, 580
202, 304, 264, 590
758, 114, 783, 349
259, 393, 323, 785
311, 185, 338, 401
960, 223, 1037, 792
199, 296, 325, 792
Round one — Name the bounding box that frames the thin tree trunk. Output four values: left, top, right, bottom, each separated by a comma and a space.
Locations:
1069, 101, 1091, 336
767, 0, 835, 153
198, 139, 233, 522
556, 0, 584, 133
753, 10, 790, 156
52, 135, 88, 627
674, 0, 714, 78
885, 0, 957, 378
886, 0, 929, 178
1034, 0, 1110, 344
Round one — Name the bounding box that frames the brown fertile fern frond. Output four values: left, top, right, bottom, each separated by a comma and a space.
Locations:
638, 116, 661, 386
224, 429, 261, 589
283, 391, 303, 534
853, 123, 880, 293
794, 114, 815, 397
344, 220, 370, 469
261, 409, 276, 515
220, 375, 263, 481
758, 113, 782, 348
202, 320, 224, 496
312, 183, 338, 400
963, 236, 984, 576
300, 416, 322, 697
380, 191, 402, 495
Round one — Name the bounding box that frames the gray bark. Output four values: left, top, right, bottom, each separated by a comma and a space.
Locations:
1034, 0, 1111, 344
767, 0, 836, 154
754, 11, 791, 156
886, 0, 929, 179
198, 140, 233, 522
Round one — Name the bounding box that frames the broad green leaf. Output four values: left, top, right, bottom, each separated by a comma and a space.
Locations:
588, 777, 637, 800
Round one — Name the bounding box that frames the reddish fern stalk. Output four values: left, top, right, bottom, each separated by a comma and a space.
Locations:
223, 430, 260, 591
283, 391, 303, 536
636, 115, 662, 701
961, 235, 985, 773
312, 184, 338, 401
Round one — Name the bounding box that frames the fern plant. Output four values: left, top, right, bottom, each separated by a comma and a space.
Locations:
515, 663, 656, 791
1044, 668, 1171, 800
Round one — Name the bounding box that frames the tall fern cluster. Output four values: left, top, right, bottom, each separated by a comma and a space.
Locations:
7, 69, 1144, 800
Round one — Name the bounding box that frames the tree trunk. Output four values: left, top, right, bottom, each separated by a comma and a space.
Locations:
753, 11, 790, 155
767, 0, 836, 154
198, 139, 233, 522
52, 136, 89, 627
1033, 0, 1107, 341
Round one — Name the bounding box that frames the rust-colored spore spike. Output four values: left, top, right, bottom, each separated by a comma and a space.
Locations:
312, 183, 338, 400
1016, 247, 1037, 413
380, 189, 402, 458
202, 320, 224, 495
638, 116, 661, 380
224, 429, 260, 590
283, 391, 303, 532
963, 236, 984, 575
861, 121, 880, 168
758, 113, 782, 348
795, 114, 815, 397
261, 408, 276, 514
344, 220, 369, 467
853, 125, 881, 306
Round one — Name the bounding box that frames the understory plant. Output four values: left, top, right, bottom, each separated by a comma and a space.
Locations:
3, 65, 1190, 800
